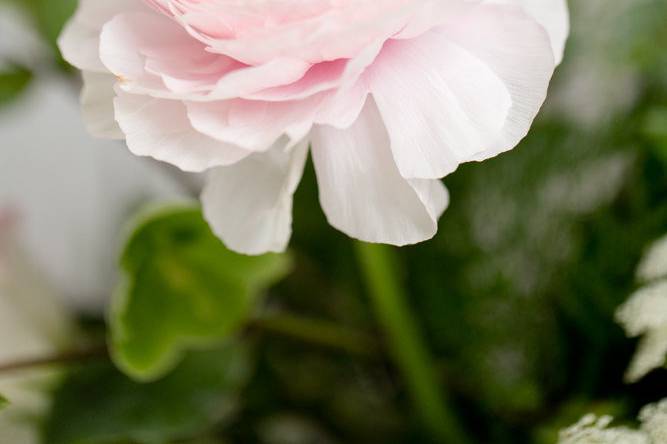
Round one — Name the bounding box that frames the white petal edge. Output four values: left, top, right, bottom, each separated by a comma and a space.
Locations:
444, 2, 557, 163
311, 99, 448, 245
515, 0, 569, 65
202, 139, 309, 255
113, 90, 249, 172
58, 0, 146, 72
368, 28, 512, 180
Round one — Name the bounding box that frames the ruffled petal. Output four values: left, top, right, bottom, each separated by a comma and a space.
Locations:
99, 12, 310, 101
369, 27, 512, 180
154, 0, 437, 65
444, 2, 557, 162
58, 0, 147, 72
516, 0, 569, 64
186, 83, 371, 152
311, 100, 447, 245
202, 139, 309, 255
186, 95, 321, 151
113, 90, 249, 172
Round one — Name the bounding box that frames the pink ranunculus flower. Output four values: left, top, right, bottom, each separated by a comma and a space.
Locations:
59, 0, 569, 255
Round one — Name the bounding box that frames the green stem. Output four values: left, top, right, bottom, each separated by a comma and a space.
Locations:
355, 242, 468, 444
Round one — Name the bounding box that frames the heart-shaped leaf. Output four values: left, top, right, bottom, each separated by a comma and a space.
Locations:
110, 205, 291, 381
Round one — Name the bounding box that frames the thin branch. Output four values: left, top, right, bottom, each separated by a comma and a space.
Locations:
0, 314, 379, 374
0, 344, 108, 374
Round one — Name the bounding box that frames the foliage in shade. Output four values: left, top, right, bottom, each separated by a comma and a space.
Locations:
41, 345, 252, 444
643, 107, 667, 165
110, 205, 291, 381
0, 65, 32, 106
0, 393, 8, 410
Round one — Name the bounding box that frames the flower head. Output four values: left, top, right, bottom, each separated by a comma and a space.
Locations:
59, 0, 569, 254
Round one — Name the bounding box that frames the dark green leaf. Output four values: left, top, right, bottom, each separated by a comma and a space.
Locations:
643, 107, 667, 164
111, 205, 291, 381
0, 65, 32, 106
42, 345, 252, 444
0, 393, 8, 410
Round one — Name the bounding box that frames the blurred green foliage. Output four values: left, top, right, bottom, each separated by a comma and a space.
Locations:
42, 345, 252, 444
0, 65, 32, 106
1, 0, 667, 443
643, 107, 667, 164
111, 206, 291, 381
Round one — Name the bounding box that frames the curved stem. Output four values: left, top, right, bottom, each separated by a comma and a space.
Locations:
355, 242, 469, 444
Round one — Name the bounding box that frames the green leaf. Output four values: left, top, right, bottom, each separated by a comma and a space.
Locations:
0, 65, 32, 106
111, 205, 291, 381
42, 345, 252, 444
0, 393, 8, 410
642, 106, 667, 164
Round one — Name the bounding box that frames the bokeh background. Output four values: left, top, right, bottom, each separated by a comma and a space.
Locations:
1, 0, 667, 443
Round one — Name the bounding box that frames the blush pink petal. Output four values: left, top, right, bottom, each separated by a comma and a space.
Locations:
311, 100, 448, 245
368, 2, 555, 179
242, 38, 383, 102
368, 28, 512, 180
202, 140, 309, 255
114, 90, 249, 172
512, 0, 570, 64
443, 2, 557, 162
58, 0, 569, 254
99, 12, 311, 101
186, 80, 371, 153
148, 0, 442, 65
58, 0, 148, 72
186, 96, 321, 152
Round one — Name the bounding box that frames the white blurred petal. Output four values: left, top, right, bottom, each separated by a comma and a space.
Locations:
616, 279, 667, 382
558, 415, 649, 444
0, 221, 71, 444
81, 71, 124, 139
616, 280, 667, 337
637, 234, 667, 283
639, 400, 667, 442
0, 4, 48, 70
0, 77, 188, 311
